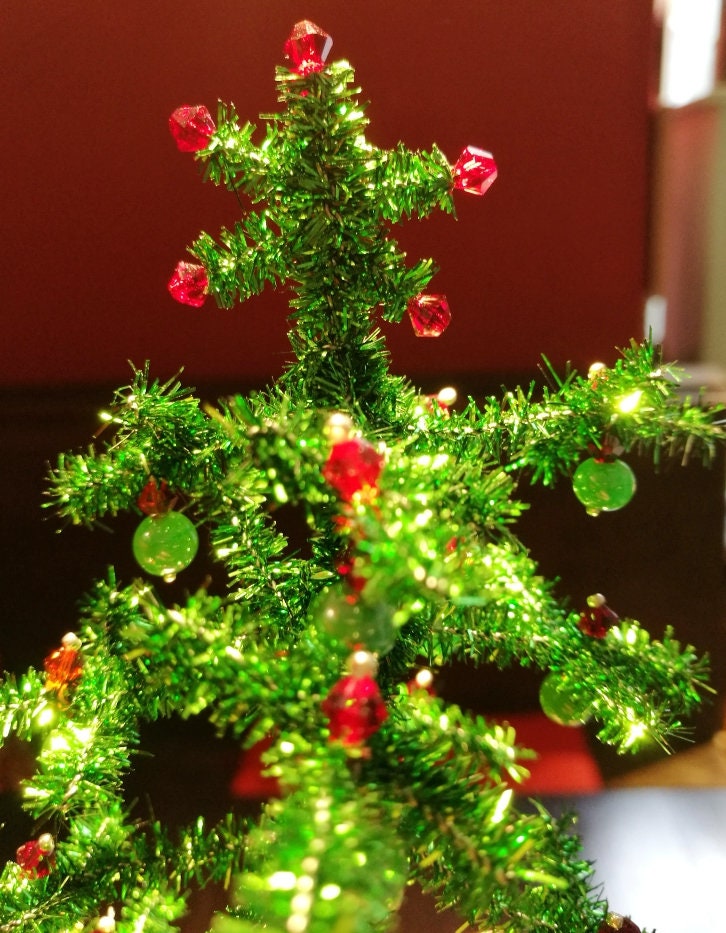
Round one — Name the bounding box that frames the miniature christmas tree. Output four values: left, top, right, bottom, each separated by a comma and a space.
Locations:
1, 20, 722, 933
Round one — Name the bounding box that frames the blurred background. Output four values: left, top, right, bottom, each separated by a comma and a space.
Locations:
2, 2, 726, 930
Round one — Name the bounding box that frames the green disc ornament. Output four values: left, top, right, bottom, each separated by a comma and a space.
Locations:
132, 510, 199, 581
572, 457, 636, 515
539, 672, 593, 727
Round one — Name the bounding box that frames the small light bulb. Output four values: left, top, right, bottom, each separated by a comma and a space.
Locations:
617, 389, 643, 413
34, 704, 57, 728
96, 908, 116, 933
268, 871, 297, 890
491, 787, 513, 824
623, 719, 648, 748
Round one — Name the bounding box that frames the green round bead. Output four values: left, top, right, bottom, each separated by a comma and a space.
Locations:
539, 673, 593, 726
572, 457, 636, 514
318, 591, 397, 656
132, 511, 199, 579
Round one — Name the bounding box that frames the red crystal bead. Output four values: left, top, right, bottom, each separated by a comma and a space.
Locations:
323, 438, 383, 502
322, 674, 387, 747
44, 635, 83, 690
16, 841, 42, 872
407, 294, 451, 337
137, 477, 170, 516
578, 594, 618, 639
452, 146, 498, 196
169, 105, 216, 152
284, 20, 333, 75
168, 261, 208, 307
16, 835, 55, 878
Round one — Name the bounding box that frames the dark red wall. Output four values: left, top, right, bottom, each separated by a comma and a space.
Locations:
1, 0, 653, 387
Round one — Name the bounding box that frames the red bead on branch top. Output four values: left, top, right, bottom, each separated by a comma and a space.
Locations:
578, 593, 619, 639
284, 20, 333, 75
322, 673, 387, 748
169, 105, 216, 152
16, 833, 55, 878
321, 651, 387, 752
168, 261, 209, 307
453, 146, 498, 196
44, 632, 83, 693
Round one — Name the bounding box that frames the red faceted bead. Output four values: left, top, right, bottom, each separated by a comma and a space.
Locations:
16, 841, 42, 872
323, 438, 383, 502
578, 594, 618, 639
169, 105, 216, 152
168, 261, 209, 307
407, 294, 451, 337
44, 636, 83, 691
284, 20, 333, 75
453, 146, 498, 196
16, 836, 55, 878
322, 674, 387, 747
137, 477, 170, 516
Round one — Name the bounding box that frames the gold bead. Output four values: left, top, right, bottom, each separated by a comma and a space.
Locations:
325, 411, 354, 445
348, 649, 378, 678
588, 361, 607, 380
37, 833, 55, 855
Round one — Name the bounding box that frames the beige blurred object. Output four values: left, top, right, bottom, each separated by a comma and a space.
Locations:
609, 730, 726, 787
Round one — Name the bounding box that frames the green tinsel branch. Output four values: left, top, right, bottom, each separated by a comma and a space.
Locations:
377, 694, 606, 932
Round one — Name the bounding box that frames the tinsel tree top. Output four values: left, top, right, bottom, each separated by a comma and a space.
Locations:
167, 18, 496, 418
